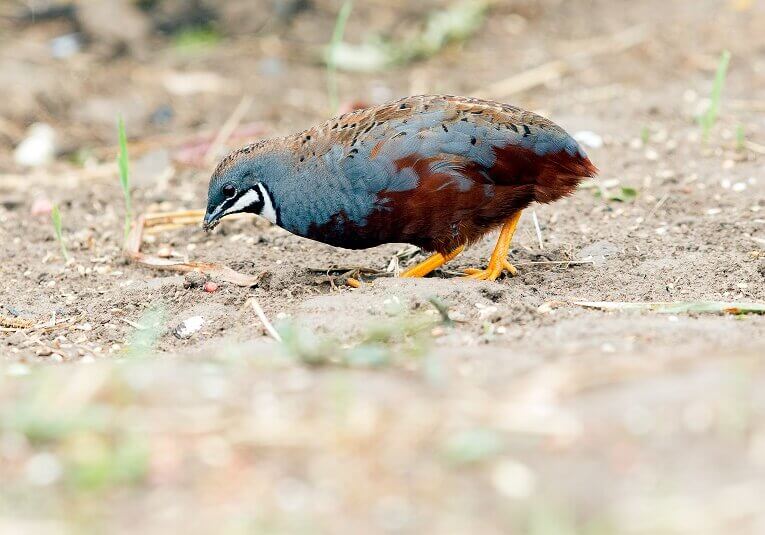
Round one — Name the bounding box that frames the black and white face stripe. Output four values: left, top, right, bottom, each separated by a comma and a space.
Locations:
207, 184, 277, 224
256, 183, 277, 224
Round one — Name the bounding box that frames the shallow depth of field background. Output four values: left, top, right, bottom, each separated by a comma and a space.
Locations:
1, 1, 765, 533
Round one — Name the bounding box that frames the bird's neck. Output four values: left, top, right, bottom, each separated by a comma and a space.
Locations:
256, 146, 342, 238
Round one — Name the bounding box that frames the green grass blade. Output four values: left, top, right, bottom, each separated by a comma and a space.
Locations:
51, 204, 70, 262
326, 0, 354, 114
117, 116, 132, 240
700, 50, 731, 142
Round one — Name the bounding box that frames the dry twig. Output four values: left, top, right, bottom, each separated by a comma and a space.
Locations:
249, 298, 282, 342
124, 210, 264, 286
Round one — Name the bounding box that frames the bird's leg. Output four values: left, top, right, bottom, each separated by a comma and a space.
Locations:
400, 245, 465, 278
463, 211, 522, 281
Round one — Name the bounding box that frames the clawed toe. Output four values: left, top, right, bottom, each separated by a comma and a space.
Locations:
462, 259, 517, 281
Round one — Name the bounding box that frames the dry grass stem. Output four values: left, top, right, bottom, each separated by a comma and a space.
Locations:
124, 212, 264, 286
249, 298, 283, 342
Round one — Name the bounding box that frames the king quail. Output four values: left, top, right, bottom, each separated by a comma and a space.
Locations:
203, 95, 597, 280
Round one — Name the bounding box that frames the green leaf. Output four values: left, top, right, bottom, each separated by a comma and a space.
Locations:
699, 50, 731, 142
326, 0, 354, 113
442, 428, 504, 465
117, 116, 132, 241
51, 204, 69, 261
609, 186, 637, 202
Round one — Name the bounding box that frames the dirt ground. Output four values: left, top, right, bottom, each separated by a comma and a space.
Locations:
2, 0, 765, 533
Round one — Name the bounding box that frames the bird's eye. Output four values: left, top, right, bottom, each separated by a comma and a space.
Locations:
222, 184, 237, 199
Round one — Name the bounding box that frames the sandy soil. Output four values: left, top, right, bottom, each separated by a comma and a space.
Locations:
1, 0, 765, 533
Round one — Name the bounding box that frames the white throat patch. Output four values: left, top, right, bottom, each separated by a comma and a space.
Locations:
256, 183, 277, 224
214, 184, 277, 225
222, 188, 261, 217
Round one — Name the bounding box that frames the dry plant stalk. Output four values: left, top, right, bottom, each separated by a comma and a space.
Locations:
249, 298, 282, 342
1, 316, 36, 329
123, 210, 264, 287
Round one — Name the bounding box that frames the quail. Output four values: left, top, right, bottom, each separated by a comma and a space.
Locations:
203, 95, 597, 280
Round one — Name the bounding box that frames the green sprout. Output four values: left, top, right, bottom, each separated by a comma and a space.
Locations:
593, 185, 638, 203
699, 50, 731, 142
640, 126, 650, 144
117, 116, 132, 241
326, 0, 354, 114
51, 204, 70, 262
173, 26, 221, 52
324, 0, 489, 73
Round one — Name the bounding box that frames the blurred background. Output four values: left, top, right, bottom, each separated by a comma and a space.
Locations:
0, 0, 759, 169
2, 0, 765, 534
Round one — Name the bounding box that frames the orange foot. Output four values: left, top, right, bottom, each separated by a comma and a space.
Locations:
464, 259, 518, 281
462, 211, 522, 281
400, 245, 465, 278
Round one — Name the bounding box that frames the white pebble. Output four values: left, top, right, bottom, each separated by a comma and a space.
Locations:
491, 459, 536, 499
173, 316, 205, 339
14, 123, 56, 167
25, 453, 62, 486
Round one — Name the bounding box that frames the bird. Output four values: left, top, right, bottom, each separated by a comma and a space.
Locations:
202, 95, 597, 281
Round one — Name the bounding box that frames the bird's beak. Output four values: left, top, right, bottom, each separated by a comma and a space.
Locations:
201, 209, 222, 231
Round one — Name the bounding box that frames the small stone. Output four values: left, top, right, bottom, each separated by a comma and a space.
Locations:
50, 33, 81, 59
30, 197, 54, 217
491, 459, 536, 499
732, 182, 747, 192
203, 281, 219, 293
173, 316, 205, 339
183, 270, 208, 289
25, 453, 62, 486
14, 124, 56, 168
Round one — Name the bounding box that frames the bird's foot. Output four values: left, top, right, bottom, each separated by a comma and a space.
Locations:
400, 245, 465, 278
463, 258, 517, 281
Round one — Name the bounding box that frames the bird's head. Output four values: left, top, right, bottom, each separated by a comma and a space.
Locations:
202, 144, 279, 231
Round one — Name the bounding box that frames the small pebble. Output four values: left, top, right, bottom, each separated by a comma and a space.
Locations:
173, 316, 204, 339
30, 197, 53, 217
183, 271, 208, 289
14, 123, 56, 167
203, 281, 219, 293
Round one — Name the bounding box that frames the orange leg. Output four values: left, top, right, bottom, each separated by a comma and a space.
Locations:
400, 245, 465, 278
463, 211, 522, 281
